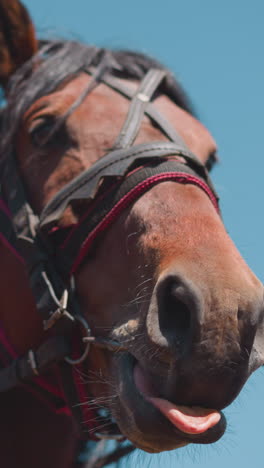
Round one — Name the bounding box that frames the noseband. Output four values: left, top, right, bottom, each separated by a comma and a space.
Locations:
0, 66, 219, 440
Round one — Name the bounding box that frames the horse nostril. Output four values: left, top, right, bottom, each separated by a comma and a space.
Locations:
160, 283, 191, 347
156, 276, 201, 356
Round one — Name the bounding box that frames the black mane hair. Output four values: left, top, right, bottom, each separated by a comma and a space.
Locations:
0, 39, 195, 165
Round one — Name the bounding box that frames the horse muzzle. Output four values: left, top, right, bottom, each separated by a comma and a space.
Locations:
109, 268, 264, 452
144, 269, 264, 407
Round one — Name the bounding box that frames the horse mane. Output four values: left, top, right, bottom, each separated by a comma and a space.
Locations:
0, 39, 195, 167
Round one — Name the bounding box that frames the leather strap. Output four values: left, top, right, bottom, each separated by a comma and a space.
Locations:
39, 141, 210, 229
101, 72, 189, 147
49, 159, 218, 276
113, 68, 167, 149
0, 336, 69, 392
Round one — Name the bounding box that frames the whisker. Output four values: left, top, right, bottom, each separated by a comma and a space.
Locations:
84, 420, 114, 434
75, 395, 118, 409
134, 277, 153, 291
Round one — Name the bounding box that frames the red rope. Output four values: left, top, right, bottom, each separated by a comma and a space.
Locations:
67, 172, 219, 274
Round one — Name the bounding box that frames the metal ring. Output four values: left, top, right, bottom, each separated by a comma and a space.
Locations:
64, 315, 92, 365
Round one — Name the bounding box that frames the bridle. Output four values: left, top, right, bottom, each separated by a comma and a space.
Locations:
0, 64, 219, 443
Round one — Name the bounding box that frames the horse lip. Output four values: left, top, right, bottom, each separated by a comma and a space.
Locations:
117, 353, 226, 446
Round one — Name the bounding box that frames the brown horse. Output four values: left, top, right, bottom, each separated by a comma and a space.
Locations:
0, 1, 263, 467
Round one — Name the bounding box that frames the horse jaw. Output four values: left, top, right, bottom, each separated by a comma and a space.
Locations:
75, 182, 263, 452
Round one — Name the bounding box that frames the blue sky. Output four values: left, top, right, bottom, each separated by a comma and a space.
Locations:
23, 1, 264, 467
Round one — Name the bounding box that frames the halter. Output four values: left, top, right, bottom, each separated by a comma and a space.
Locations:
0, 66, 219, 442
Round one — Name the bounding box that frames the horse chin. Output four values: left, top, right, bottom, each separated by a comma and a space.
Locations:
110, 353, 226, 453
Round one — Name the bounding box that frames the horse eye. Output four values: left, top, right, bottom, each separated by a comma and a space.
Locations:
29, 118, 56, 147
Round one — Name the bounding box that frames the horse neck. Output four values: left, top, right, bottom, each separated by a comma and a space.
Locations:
0, 240, 42, 353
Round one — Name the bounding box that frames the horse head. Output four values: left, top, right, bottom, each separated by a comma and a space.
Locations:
0, 0, 264, 456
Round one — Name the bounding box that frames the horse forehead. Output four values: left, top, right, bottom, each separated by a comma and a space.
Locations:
23, 73, 217, 163
69, 74, 217, 161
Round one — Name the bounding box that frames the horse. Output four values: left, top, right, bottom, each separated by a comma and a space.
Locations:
0, 1, 263, 467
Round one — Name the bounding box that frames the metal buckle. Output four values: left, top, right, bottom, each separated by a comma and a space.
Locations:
43, 290, 74, 331
28, 349, 39, 376
64, 315, 92, 365
137, 92, 150, 102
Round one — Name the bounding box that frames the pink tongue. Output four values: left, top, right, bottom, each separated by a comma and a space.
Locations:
148, 397, 221, 435
134, 363, 221, 435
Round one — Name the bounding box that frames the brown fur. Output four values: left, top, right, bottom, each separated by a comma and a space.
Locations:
0, 1, 263, 466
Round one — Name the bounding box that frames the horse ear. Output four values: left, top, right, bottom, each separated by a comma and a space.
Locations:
0, 0, 38, 88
